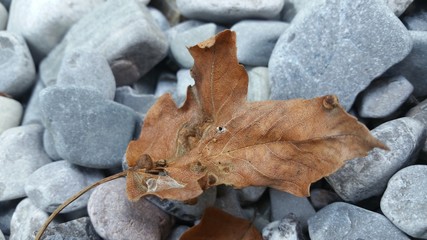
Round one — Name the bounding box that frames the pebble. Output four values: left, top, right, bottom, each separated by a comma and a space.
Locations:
0, 124, 52, 201
309, 188, 341, 210
42, 217, 102, 240
406, 98, 427, 160
176, 0, 285, 23
43, 129, 61, 161
88, 178, 174, 240
262, 214, 304, 240
114, 86, 157, 119
0, 31, 36, 97
231, 20, 289, 66
236, 186, 266, 206
358, 76, 413, 118
380, 165, 427, 239
25, 160, 104, 213
154, 72, 177, 97
176, 69, 194, 98
0, 96, 23, 135
387, 31, 427, 97
9, 198, 51, 240
0, 199, 18, 235
269, 0, 412, 110
308, 202, 409, 240
149, 7, 170, 32
166, 20, 205, 43
21, 79, 44, 125
385, 0, 414, 16
147, 186, 217, 222
151, 0, 181, 27
0, 3, 7, 30
39, 86, 139, 169
402, 2, 427, 31
170, 23, 220, 68
269, 188, 316, 230
57, 50, 116, 100
166, 226, 190, 240
214, 185, 246, 219
39, 0, 168, 87
247, 67, 270, 102
327, 117, 426, 202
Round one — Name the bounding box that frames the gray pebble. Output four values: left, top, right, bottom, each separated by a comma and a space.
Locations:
166, 225, 189, 240
269, 188, 315, 230
385, 0, 413, 16
308, 202, 409, 240
25, 160, 104, 213
39, 0, 168, 87
262, 214, 304, 240
247, 67, 270, 102
327, 117, 426, 202
406, 98, 427, 160
309, 188, 341, 210
402, 3, 427, 31
42, 217, 102, 240
0, 124, 52, 201
154, 72, 177, 97
0, 96, 22, 135
236, 186, 266, 206
214, 185, 246, 219
57, 50, 116, 100
9, 198, 52, 240
7, 0, 106, 61
381, 165, 427, 239
0, 3, 7, 30
43, 129, 61, 161
358, 76, 413, 118
166, 20, 205, 43
149, 7, 170, 32
170, 23, 220, 68
40, 86, 139, 169
147, 186, 216, 221
387, 31, 427, 97
269, 0, 412, 110
0, 199, 19, 235
88, 178, 174, 240
0, 31, 36, 97
22, 79, 44, 125
176, 0, 285, 23
231, 20, 289, 66
114, 86, 157, 119
176, 69, 194, 98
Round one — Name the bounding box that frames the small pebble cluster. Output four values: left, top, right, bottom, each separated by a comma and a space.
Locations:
0, 0, 426, 239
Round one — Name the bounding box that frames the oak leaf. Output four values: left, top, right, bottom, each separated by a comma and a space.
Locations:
125, 30, 387, 202
180, 207, 262, 240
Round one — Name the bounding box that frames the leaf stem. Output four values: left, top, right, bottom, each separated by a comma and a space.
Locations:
35, 171, 127, 240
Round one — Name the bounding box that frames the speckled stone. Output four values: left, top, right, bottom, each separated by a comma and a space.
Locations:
42, 217, 102, 240
262, 214, 304, 240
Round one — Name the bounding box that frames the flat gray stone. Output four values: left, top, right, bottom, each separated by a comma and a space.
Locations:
0, 199, 19, 235
358, 76, 413, 118
402, 2, 427, 31
176, 0, 285, 23
269, 188, 316, 230
114, 86, 157, 119
39, 0, 168, 87
262, 214, 304, 240
0, 31, 36, 97
308, 202, 409, 240
147, 186, 216, 221
57, 50, 116, 100
25, 160, 104, 213
166, 226, 189, 240
88, 178, 174, 240
0, 124, 52, 201
269, 0, 412, 110
231, 20, 289, 66
40, 86, 139, 169
42, 217, 102, 240
22, 79, 45, 125
0, 3, 7, 30
9, 198, 51, 240
327, 117, 426, 202
387, 31, 427, 97
170, 23, 219, 68
176, 69, 194, 98
381, 165, 427, 239
247, 67, 270, 102
0, 96, 22, 135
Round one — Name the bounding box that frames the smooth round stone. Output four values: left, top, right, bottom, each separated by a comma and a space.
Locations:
57, 50, 116, 100
9, 198, 51, 240
381, 165, 427, 239
42, 217, 102, 240
176, 0, 285, 23
40, 86, 139, 169
0, 31, 36, 97
166, 20, 205, 43
43, 129, 61, 161
88, 178, 174, 240
327, 117, 426, 202
6, 0, 106, 61
149, 7, 170, 32
247, 67, 270, 102
25, 160, 104, 213
358, 76, 413, 118
170, 23, 220, 68
262, 214, 304, 240
0, 3, 7, 30
231, 20, 289, 66
0, 96, 23, 135
308, 202, 409, 240
114, 86, 157, 119
0, 124, 52, 201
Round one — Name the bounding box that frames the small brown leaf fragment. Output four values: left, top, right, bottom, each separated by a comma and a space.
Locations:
125, 30, 388, 202
180, 207, 262, 240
